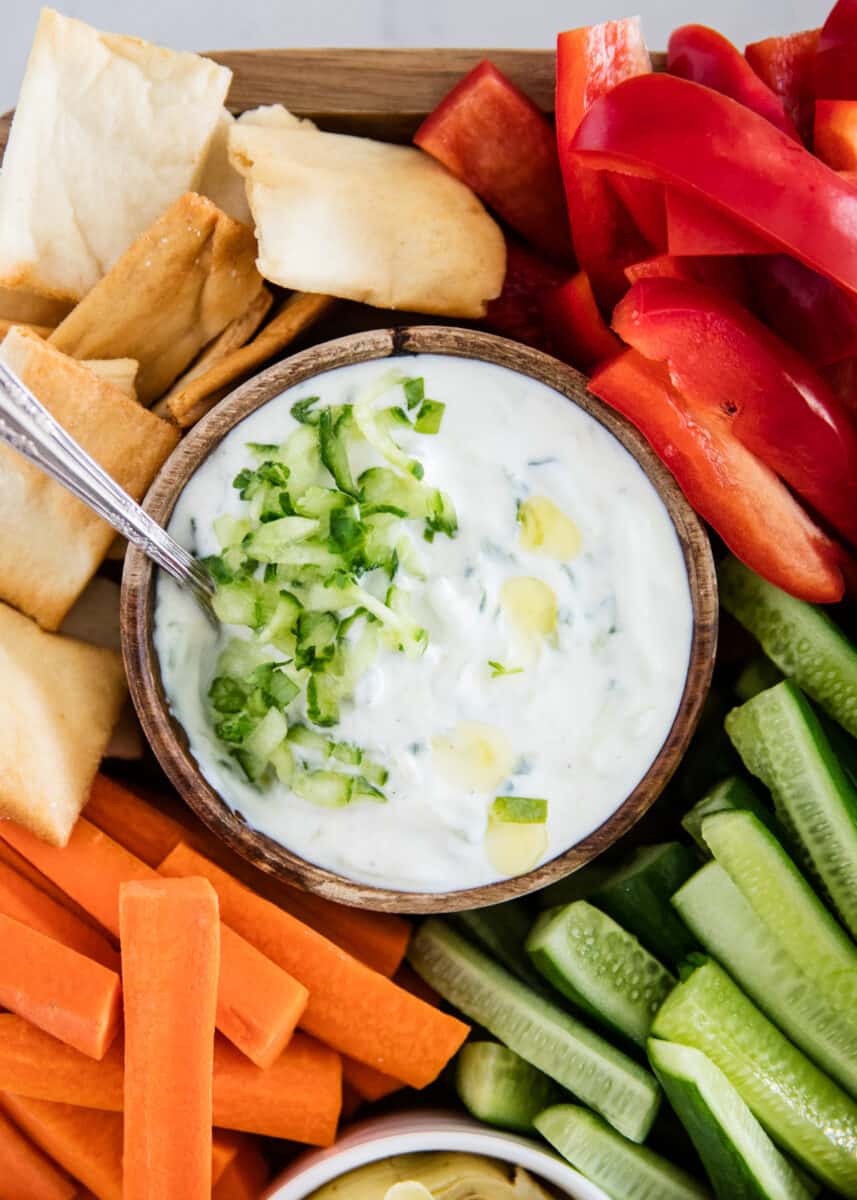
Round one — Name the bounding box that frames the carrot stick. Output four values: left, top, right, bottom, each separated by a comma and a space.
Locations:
0, 858, 119, 971
121, 877, 219, 1200
211, 1130, 245, 1187
159, 843, 469, 1088
341, 1056, 404, 1102
212, 1138, 270, 1200
2, 1096, 123, 1200
0, 819, 308, 1067
0, 914, 121, 1059
0, 1105, 77, 1200
0, 839, 109, 936
84, 776, 410, 975
0, 1017, 342, 1144
340, 1082, 363, 1124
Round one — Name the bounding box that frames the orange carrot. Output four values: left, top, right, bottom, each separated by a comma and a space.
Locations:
0, 819, 308, 1067
159, 843, 469, 1088
212, 1138, 270, 1200
0, 839, 108, 936
121, 877, 219, 1200
0, 1016, 342, 1144
2, 1096, 123, 1200
0, 1105, 77, 1200
84, 776, 410, 975
211, 1130, 245, 1186
340, 1082, 363, 1124
0, 914, 121, 1059
341, 1055, 404, 1102
0, 858, 119, 971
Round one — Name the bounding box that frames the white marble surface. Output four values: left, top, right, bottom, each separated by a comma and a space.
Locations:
1, 1, 833, 114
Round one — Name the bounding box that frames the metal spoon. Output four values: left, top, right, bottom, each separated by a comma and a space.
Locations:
0, 359, 217, 622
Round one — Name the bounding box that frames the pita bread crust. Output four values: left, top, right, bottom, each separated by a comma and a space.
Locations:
49, 192, 264, 405
0, 328, 179, 629
82, 358, 139, 400
0, 600, 127, 847
0, 284, 71, 326
0, 9, 231, 301
228, 122, 506, 317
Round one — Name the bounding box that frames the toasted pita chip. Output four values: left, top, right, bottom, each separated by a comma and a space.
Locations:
0, 283, 71, 326
228, 118, 506, 317
0, 318, 53, 340
158, 287, 273, 414
83, 359, 139, 400
0, 328, 179, 629
168, 291, 336, 427
0, 600, 127, 846
49, 193, 264, 405
0, 9, 231, 301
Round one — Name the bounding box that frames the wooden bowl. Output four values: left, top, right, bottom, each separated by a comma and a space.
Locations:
121, 325, 717, 913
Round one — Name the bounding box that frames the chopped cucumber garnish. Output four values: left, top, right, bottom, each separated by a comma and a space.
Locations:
456, 1042, 559, 1133
415, 399, 445, 434
492, 796, 548, 823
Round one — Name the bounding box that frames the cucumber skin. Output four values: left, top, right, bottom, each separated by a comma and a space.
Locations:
455, 1042, 558, 1133
673, 861, 857, 1101
591, 843, 698, 968
535, 1104, 709, 1200
651, 959, 857, 1195
718, 556, 857, 739
455, 902, 547, 993
526, 902, 674, 1048
408, 918, 661, 1144
648, 1039, 813, 1200
725, 682, 857, 940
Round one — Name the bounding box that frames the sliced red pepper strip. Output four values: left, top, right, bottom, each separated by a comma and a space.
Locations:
816, 0, 857, 99
556, 20, 653, 311
624, 253, 751, 307
745, 29, 819, 143
589, 349, 846, 604
543, 271, 622, 370
668, 24, 798, 139
482, 239, 567, 352
665, 189, 772, 257
814, 99, 857, 169
748, 254, 857, 367
612, 277, 857, 548
607, 174, 667, 249
570, 73, 857, 302
414, 61, 572, 264
825, 356, 857, 421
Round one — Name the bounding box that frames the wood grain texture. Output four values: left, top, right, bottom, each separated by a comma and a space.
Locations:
122, 325, 718, 915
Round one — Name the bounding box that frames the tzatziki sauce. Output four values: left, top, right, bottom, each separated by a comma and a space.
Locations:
155, 353, 693, 893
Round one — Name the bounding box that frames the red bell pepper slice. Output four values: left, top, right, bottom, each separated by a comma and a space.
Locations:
570, 73, 857, 302
668, 24, 798, 139
556, 19, 653, 311
745, 29, 819, 143
814, 99, 857, 169
543, 271, 622, 370
825, 355, 857, 420
624, 253, 751, 307
589, 349, 846, 603
665, 189, 772, 256
612, 277, 857, 548
748, 254, 857, 367
607, 174, 667, 249
414, 61, 572, 264
482, 239, 567, 352
816, 0, 857, 99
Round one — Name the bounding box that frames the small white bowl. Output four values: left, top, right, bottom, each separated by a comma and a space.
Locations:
264, 1109, 609, 1200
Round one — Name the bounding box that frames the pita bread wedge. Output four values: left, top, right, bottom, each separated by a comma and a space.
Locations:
0, 9, 231, 301
49, 193, 264, 405
0, 600, 127, 846
0, 327, 179, 630
228, 119, 506, 317
0, 284, 71, 327
83, 359, 139, 401
0, 318, 53, 340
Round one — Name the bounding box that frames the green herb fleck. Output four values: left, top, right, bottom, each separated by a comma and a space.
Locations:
488, 660, 524, 678
402, 377, 425, 410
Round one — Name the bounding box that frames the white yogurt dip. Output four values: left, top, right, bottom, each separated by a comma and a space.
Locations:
154, 353, 693, 892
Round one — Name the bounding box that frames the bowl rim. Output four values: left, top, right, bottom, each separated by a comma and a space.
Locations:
121, 324, 718, 913
262, 1108, 609, 1200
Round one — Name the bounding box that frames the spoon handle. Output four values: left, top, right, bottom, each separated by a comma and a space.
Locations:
0, 359, 216, 615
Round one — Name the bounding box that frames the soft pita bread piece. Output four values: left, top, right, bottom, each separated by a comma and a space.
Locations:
0, 9, 231, 301
0, 327, 179, 630
0, 600, 127, 847
49, 193, 264, 405
83, 358, 139, 401
228, 120, 506, 317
